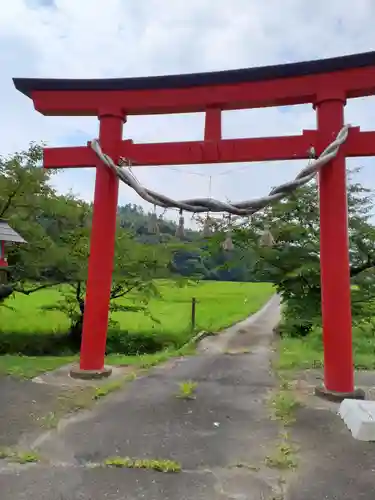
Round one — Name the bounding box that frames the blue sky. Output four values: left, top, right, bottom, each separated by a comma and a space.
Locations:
1, 0, 375, 223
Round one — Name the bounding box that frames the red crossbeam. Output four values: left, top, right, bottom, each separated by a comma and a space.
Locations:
30, 68, 375, 116
119, 133, 318, 165
343, 128, 375, 157
44, 146, 98, 168
43, 129, 375, 169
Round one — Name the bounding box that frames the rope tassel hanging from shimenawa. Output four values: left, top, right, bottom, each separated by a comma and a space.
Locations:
222, 215, 234, 251
148, 206, 159, 235
175, 209, 185, 238
203, 213, 212, 237
259, 225, 275, 247
203, 176, 213, 238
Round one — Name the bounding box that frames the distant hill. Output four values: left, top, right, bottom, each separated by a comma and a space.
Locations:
117, 203, 260, 282
117, 203, 200, 243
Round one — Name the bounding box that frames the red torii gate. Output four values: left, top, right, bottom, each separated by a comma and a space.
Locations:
13, 51, 375, 398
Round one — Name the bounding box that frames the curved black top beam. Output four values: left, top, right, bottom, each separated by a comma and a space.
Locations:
13, 51, 375, 97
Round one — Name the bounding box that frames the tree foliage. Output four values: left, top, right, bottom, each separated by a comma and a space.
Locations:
0, 145, 179, 340
41, 226, 175, 347
228, 170, 375, 336
0, 143, 58, 287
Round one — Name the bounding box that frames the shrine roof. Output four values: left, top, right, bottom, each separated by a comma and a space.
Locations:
13, 51, 375, 97
0, 220, 26, 243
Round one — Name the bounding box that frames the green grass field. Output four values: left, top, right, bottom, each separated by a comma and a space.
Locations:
0, 348, 195, 379
1, 280, 273, 338
277, 323, 375, 372
0, 280, 274, 377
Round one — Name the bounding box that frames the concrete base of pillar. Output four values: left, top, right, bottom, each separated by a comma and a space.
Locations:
69, 365, 112, 380
315, 385, 365, 403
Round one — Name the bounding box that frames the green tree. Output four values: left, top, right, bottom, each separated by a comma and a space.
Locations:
0, 143, 191, 341
225, 170, 375, 336
0, 143, 63, 299
42, 220, 178, 347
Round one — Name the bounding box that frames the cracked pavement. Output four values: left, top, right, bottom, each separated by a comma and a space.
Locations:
1, 296, 282, 499
2, 294, 374, 499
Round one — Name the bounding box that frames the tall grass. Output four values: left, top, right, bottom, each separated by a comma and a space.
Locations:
277, 323, 375, 371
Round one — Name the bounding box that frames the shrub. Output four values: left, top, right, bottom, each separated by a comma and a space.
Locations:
0, 328, 178, 357
105, 330, 170, 355
0, 332, 73, 356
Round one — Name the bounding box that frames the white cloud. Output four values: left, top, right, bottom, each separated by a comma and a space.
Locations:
1, 0, 375, 222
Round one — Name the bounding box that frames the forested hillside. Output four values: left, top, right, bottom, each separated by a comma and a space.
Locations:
117, 203, 260, 282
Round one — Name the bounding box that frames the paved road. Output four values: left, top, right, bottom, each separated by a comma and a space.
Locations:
0, 377, 66, 448
2, 294, 374, 499
0, 296, 282, 499
287, 404, 375, 500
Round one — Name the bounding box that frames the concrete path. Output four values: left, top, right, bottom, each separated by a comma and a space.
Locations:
198, 294, 281, 354
2, 294, 375, 499
0, 377, 67, 448
286, 369, 375, 500
1, 295, 282, 499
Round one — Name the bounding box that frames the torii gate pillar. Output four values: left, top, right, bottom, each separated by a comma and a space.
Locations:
315, 95, 362, 400
77, 110, 125, 377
